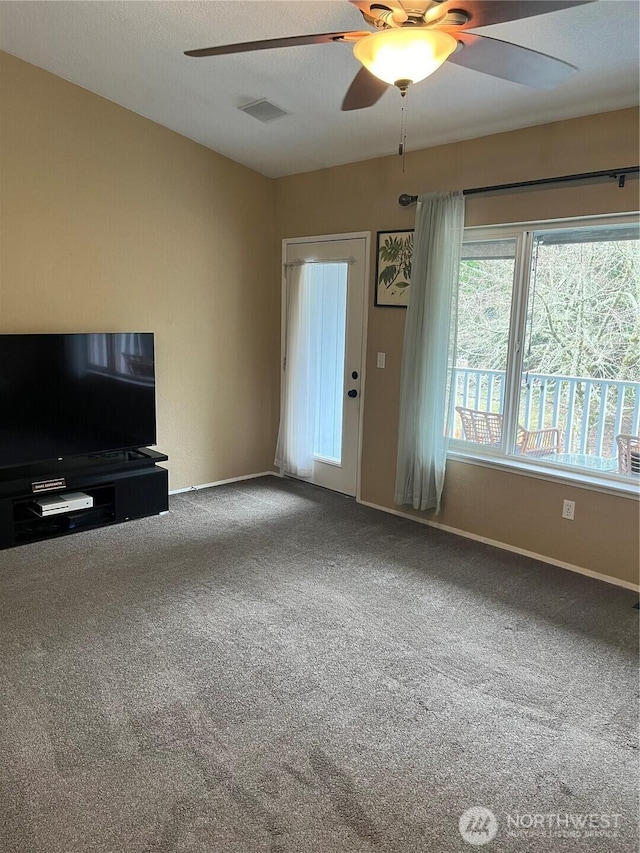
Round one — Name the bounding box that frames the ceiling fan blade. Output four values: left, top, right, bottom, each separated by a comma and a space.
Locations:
435, 0, 594, 30
342, 67, 390, 111
185, 31, 370, 58
448, 32, 577, 89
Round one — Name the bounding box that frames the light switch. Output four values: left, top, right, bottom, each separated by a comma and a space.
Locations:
377, 352, 386, 369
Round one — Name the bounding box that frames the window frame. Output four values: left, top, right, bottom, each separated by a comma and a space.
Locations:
448, 212, 640, 498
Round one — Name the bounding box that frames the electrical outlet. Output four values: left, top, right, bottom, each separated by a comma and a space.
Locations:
562, 499, 575, 521
377, 352, 386, 369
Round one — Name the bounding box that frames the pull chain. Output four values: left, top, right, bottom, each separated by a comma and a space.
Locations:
398, 88, 409, 173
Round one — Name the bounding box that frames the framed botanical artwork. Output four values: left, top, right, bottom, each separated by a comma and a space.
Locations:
374, 230, 414, 307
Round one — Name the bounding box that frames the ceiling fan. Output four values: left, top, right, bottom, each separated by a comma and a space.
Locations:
185, 0, 593, 111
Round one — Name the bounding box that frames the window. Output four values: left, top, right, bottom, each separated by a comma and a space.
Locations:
449, 216, 640, 484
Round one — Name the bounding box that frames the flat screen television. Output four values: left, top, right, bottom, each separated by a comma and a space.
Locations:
0, 333, 157, 469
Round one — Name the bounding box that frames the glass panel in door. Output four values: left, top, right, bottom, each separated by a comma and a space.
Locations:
309, 262, 348, 464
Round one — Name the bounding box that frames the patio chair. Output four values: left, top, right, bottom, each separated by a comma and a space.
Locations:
615, 434, 640, 474
455, 406, 561, 458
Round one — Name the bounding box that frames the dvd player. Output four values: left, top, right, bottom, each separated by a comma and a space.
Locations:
32, 492, 94, 517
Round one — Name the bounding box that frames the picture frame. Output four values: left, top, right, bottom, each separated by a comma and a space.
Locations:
374, 229, 414, 308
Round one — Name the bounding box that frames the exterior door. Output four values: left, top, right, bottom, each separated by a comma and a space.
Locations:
283, 235, 368, 497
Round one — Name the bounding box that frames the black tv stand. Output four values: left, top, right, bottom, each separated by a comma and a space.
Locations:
0, 448, 168, 549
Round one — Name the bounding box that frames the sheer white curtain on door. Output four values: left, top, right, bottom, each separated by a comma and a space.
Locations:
274, 262, 318, 477
395, 191, 465, 513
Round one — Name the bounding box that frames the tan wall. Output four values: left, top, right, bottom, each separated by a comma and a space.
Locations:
274, 109, 640, 586
0, 52, 279, 491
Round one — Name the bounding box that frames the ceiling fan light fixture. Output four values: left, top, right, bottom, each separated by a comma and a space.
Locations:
353, 27, 457, 87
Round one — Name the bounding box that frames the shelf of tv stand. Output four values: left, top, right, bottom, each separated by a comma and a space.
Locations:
0, 448, 168, 549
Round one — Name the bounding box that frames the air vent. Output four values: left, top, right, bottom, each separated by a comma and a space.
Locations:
238, 99, 289, 123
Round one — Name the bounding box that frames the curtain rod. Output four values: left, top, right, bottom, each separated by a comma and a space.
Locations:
397, 166, 640, 207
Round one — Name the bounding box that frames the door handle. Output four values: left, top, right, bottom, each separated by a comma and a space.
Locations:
347, 389, 358, 398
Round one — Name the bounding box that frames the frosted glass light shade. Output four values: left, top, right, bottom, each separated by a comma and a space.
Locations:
353, 28, 457, 86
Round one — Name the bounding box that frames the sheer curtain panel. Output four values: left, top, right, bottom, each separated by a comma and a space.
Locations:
274, 262, 318, 477
395, 191, 466, 512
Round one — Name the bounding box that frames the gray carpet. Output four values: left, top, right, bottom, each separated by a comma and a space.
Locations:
0, 476, 637, 853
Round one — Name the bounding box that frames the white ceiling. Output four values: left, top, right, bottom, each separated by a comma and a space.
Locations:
1, 1, 638, 178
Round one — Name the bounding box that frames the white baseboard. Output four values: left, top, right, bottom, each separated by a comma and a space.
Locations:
170, 471, 279, 495
358, 499, 640, 593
